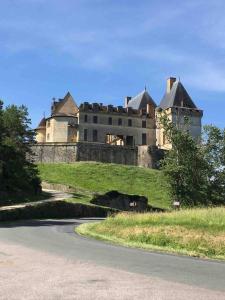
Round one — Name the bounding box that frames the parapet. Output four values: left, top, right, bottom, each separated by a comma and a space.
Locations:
79, 102, 152, 117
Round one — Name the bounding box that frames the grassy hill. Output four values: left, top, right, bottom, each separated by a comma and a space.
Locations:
38, 162, 171, 209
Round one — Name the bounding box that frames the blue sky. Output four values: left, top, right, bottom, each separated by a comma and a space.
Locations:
0, 0, 224, 128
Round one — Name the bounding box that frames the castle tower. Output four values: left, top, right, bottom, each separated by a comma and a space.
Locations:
156, 77, 203, 149
35, 92, 79, 143
126, 89, 157, 146
35, 117, 46, 143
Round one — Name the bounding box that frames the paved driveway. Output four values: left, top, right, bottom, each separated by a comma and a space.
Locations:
0, 219, 225, 300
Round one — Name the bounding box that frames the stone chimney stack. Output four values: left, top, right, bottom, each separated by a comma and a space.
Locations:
167, 77, 176, 93
124, 96, 132, 108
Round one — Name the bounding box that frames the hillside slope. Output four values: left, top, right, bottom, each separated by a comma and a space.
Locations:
38, 163, 171, 209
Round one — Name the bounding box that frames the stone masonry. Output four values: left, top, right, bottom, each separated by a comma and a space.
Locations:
31, 142, 162, 168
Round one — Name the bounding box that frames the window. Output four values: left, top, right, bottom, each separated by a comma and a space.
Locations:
47, 120, 50, 127
108, 117, 112, 125
128, 119, 132, 127
47, 133, 50, 140
84, 129, 88, 141
93, 129, 98, 142
93, 115, 98, 123
84, 115, 88, 122
142, 133, 147, 145
142, 120, 146, 128
118, 118, 122, 126
126, 136, 134, 146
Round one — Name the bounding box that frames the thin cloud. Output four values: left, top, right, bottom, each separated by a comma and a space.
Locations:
1, 0, 225, 93
185, 63, 225, 92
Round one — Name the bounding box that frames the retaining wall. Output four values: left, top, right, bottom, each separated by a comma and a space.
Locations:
31, 142, 162, 168
0, 201, 116, 222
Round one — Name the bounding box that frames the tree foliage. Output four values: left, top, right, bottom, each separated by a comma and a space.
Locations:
160, 114, 224, 207
0, 101, 41, 196
203, 125, 225, 204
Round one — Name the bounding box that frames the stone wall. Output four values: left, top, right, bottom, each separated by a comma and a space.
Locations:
31, 143, 78, 163
0, 201, 117, 222
31, 142, 138, 166
137, 145, 165, 168
76, 142, 137, 165
31, 142, 163, 168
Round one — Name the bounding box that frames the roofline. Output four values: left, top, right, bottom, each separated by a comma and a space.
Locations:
45, 115, 78, 120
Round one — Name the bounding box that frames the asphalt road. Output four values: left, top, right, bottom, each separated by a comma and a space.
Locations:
0, 218, 225, 299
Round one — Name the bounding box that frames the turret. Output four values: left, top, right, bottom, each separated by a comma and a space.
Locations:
156, 77, 203, 149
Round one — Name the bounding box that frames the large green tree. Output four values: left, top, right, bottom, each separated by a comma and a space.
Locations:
160, 115, 225, 207
159, 114, 208, 206
0, 101, 4, 186
0, 101, 41, 196
203, 125, 225, 205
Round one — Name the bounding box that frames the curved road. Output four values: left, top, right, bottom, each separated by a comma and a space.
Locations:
0, 219, 225, 299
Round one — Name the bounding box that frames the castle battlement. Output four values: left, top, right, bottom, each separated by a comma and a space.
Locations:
79, 101, 150, 117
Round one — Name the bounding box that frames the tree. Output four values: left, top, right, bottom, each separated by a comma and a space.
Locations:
203, 125, 225, 205
0, 101, 41, 196
0, 100, 4, 187
159, 114, 208, 207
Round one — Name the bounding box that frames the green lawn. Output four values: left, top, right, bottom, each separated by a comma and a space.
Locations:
38, 162, 171, 209
77, 207, 225, 260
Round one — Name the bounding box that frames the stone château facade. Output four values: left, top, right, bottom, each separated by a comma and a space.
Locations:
34, 77, 203, 167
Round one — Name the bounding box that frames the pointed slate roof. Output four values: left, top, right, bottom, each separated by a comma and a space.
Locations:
37, 117, 46, 129
127, 90, 157, 110
51, 92, 79, 116
159, 81, 197, 110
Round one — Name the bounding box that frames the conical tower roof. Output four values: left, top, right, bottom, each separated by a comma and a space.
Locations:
127, 90, 156, 110
159, 81, 197, 110
37, 117, 46, 129
51, 92, 79, 116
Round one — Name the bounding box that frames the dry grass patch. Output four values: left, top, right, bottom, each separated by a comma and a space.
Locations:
77, 207, 225, 260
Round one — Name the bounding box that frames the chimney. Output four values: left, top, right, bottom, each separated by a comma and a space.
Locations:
124, 96, 132, 108
167, 77, 176, 93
